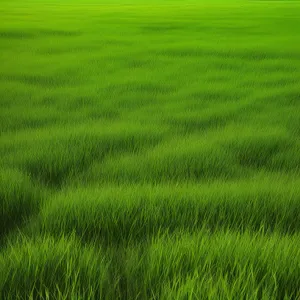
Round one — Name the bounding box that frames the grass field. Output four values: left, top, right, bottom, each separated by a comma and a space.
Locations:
1, 0, 300, 299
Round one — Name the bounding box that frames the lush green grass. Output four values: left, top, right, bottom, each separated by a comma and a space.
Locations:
1, 0, 300, 299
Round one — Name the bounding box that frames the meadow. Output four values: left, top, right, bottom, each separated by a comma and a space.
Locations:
1, 0, 300, 299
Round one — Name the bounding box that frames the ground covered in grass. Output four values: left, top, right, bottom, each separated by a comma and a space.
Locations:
1, 0, 300, 299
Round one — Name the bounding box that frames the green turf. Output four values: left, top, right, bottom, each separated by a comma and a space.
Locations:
1, 0, 300, 299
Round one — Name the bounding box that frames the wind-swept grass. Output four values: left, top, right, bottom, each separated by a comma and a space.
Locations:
124, 230, 300, 300
28, 178, 300, 246
1, 0, 300, 298
1, 231, 299, 299
0, 235, 111, 299
0, 123, 165, 187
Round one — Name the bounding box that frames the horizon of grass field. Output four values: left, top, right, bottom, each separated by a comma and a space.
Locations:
1, 0, 300, 299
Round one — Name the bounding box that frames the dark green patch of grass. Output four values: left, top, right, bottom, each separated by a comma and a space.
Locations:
157, 47, 300, 61
0, 29, 81, 40
0, 73, 80, 88
0, 30, 35, 39
105, 82, 176, 96
0, 168, 44, 241
0, 126, 164, 187
223, 133, 296, 170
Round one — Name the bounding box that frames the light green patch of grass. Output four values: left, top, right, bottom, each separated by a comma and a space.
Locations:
125, 230, 300, 299
0, 235, 111, 299
28, 178, 300, 246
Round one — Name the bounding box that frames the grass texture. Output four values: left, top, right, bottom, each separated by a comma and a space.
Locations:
0, 0, 300, 299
